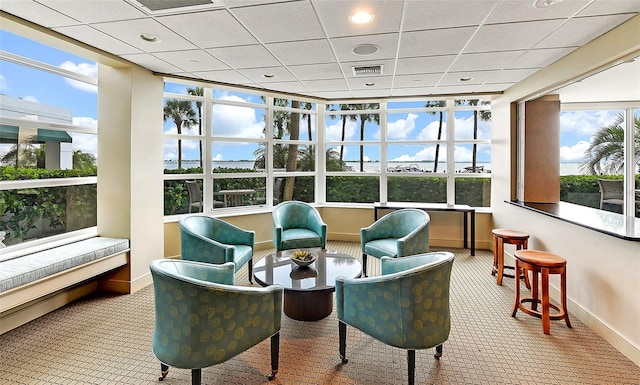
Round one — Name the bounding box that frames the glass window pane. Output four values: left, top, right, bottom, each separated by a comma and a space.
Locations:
212, 141, 264, 172
164, 179, 198, 215
0, 184, 97, 245
387, 144, 445, 173
272, 144, 316, 172
275, 176, 315, 203
163, 99, 203, 135
388, 176, 446, 203
454, 109, 492, 140
326, 176, 379, 203
212, 104, 265, 139
272, 110, 315, 141
333, 144, 380, 172
213, 177, 265, 208
388, 100, 429, 109
213, 89, 265, 104
387, 112, 447, 141
163, 139, 203, 172
454, 143, 491, 173
455, 177, 491, 207
324, 146, 353, 171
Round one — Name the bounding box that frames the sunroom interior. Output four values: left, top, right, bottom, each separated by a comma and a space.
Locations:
0, 0, 638, 374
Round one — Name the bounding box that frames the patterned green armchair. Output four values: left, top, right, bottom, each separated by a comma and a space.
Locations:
150, 259, 283, 385
272, 201, 327, 251
336, 252, 454, 385
360, 208, 430, 276
179, 215, 255, 283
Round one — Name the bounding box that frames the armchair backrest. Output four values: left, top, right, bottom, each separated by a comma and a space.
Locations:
597, 179, 623, 200
336, 252, 454, 350
179, 215, 255, 264
369, 209, 430, 239
273, 201, 323, 231
150, 259, 283, 370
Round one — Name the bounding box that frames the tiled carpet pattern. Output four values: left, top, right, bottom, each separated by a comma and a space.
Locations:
0, 242, 638, 384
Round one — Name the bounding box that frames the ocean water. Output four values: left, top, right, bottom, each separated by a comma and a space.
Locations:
164, 160, 583, 175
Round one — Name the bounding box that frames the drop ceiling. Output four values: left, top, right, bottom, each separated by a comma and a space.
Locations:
1, 0, 639, 100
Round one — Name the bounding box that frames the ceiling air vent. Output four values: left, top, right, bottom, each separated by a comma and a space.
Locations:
133, 0, 224, 15
352, 65, 383, 77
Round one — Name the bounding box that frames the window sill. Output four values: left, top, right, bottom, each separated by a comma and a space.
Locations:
506, 200, 640, 241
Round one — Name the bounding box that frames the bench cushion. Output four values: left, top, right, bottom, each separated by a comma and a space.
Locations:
0, 237, 130, 293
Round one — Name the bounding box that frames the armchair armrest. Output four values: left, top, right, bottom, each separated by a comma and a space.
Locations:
396, 219, 430, 257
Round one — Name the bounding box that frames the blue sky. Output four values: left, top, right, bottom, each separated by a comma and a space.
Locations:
2, 29, 630, 170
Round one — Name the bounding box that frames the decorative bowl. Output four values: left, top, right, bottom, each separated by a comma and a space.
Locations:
290, 250, 317, 268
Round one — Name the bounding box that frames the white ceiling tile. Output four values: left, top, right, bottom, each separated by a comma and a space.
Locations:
329, 33, 399, 63
346, 76, 393, 91
288, 63, 344, 81
37, 0, 147, 23
157, 10, 257, 48
91, 18, 197, 52
265, 40, 334, 66
396, 55, 457, 75
153, 50, 229, 72
231, 1, 325, 43
393, 73, 443, 88
304, 78, 349, 92
207, 45, 280, 69
431, 84, 481, 95
391, 87, 436, 97
256, 81, 309, 94
474, 83, 512, 93
535, 14, 637, 49
486, 68, 539, 84
465, 19, 564, 53
439, 71, 498, 86
578, 0, 640, 17
191, 69, 253, 85
506, 47, 577, 69
403, 0, 498, 31
450, 51, 525, 72
54, 25, 142, 55
0, 0, 78, 27
120, 52, 182, 73
399, 27, 477, 57
238, 67, 296, 83
313, 0, 403, 37
485, 0, 590, 24
313, 90, 353, 99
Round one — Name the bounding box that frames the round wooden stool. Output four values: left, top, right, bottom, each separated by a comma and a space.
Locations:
492, 229, 529, 286
511, 250, 572, 335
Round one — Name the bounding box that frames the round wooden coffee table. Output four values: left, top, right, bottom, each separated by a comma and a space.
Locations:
253, 249, 362, 321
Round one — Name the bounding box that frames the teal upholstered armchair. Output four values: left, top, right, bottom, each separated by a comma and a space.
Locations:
150, 259, 283, 384
360, 208, 430, 276
179, 215, 255, 283
272, 201, 327, 251
336, 252, 454, 385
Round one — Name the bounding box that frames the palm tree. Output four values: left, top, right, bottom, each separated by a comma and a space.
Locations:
354, 103, 380, 172
327, 104, 358, 161
457, 99, 491, 172
186, 86, 204, 167
300, 102, 314, 141
425, 100, 447, 172
580, 113, 640, 175
283, 100, 301, 201
163, 99, 197, 170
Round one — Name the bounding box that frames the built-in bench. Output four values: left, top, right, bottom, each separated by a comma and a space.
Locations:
0, 237, 129, 334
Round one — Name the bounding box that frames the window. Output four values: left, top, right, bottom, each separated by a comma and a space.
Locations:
0, 30, 98, 248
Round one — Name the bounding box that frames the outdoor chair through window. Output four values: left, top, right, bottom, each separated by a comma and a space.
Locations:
597, 178, 624, 211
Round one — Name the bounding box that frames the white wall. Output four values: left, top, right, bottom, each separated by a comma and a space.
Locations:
491, 15, 640, 365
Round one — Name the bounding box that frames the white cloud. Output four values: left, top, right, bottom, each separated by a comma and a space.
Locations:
560, 110, 620, 136
0, 74, 7, 92
59, 61, 98, 93
72, 116, 97, 128
417, 120, 444, 140
560, 140, 590, 162
326, 117, 358, 141
213, 153, 224, 161
68, 132, 98, 158
22, 95, 39, 103
212, 103, 264, 138
387, 113, 417, 140
390, 146, 441, 162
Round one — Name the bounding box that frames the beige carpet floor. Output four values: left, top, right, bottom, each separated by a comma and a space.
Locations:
0, 241, 638, 384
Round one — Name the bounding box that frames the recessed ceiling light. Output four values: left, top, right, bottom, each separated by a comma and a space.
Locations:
140, 33, 161, 43
365, 82, 376, 87
459, 77, 473, 82
349, 10, 374, 24
534, 0, 564, 8
263, 73, 275, 78
189, 59, 200, 64
352, 44, 380, 56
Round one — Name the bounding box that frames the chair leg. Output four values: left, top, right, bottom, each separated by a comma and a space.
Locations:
268, 332, 279, 380
339, 321, 348, 363
159, 363, 169, 381
407, 350, 416, 385
362, 253, 368, 277
434, 344, 443, 359
248, 259, 253, 284
191, 368, 201, 385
